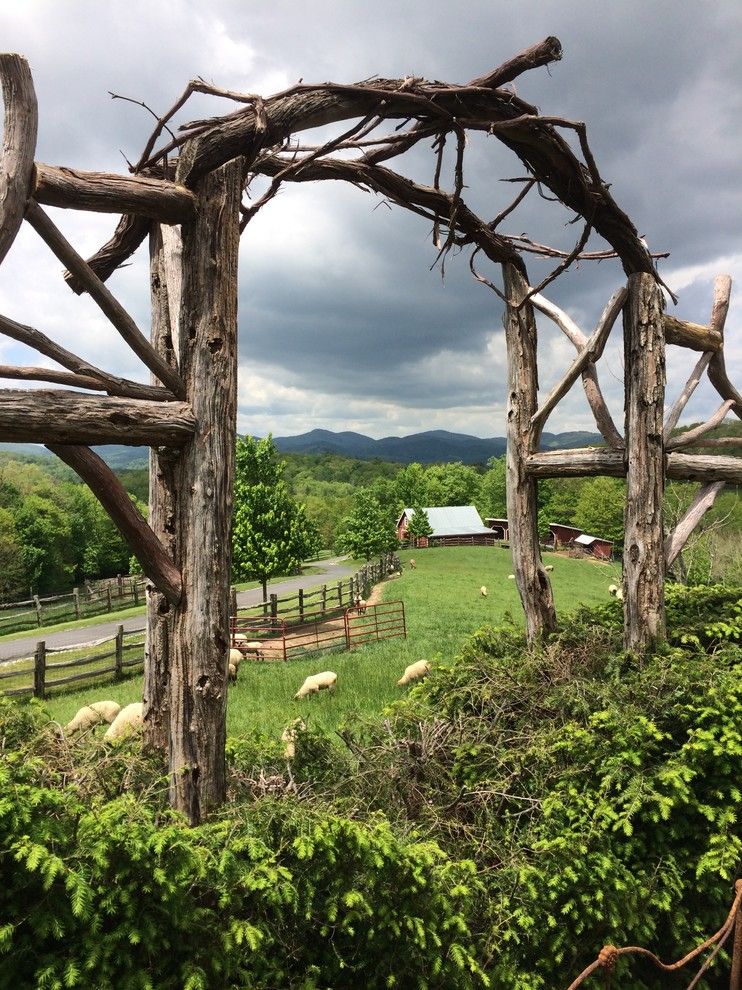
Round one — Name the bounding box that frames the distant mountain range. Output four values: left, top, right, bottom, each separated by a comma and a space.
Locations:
0, 430, 604, 469
272, 428, 604, 465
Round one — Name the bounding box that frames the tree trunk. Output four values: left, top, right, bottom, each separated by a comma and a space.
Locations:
623, 273, 666, 652
502, 261, 556, 641
144, 223, 181, 751
167, 156, 241, 824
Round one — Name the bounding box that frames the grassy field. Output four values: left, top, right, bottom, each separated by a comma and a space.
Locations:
40, 546, 618, 739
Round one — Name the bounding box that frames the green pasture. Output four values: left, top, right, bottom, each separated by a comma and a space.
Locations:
39, 546, 618, 738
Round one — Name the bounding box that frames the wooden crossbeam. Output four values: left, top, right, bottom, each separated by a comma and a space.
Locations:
663, 314, 722, 351
527, 448, 742, 484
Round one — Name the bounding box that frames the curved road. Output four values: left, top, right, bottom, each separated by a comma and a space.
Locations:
0, 557, 358, 662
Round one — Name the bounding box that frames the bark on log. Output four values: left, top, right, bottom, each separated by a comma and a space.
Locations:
24, 200, 186, 398
144, 224, 182, 752
622, 274, 666, 652
64, 213, 150, 294
47, 444, 182, 605
0, 389, 195, 445
168, 156, 241, 825
529, 291, 624, 447
0, 310, 174, 401
502, 261, 556, 641
526, 448, 742, 484
0, 54, 37, 267
663, 314, 722, 351
664, 481, 725, 569
530, 287, 625, 446
33, 162, 196, 223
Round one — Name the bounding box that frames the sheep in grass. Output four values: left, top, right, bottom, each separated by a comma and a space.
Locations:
480, 585, 488, 597
397, 659, 430, 687
409, 559, 417, 570
508, 574, 516, 581
233, 635, 262, 660
616, 587, 624, 601
354, 594, 367, 615
544, 564, 554, 572
64, 700, 121, 736
103, 702, 143, 742
281, 718, 306, 759
608, 584, 619, 596
294, 671, 337, 700
229, 662, 238, 683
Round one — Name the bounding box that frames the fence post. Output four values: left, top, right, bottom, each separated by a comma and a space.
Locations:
337, 581, 342, 607
344, 608, 351, 649
299, 588, 304, 623
115, 624, 124, 679
117, 574, 123, 598
73, 587, 80, 620
321, 584, 327, 617
33, 641, 46, 699
33, 595, 42, 627
106, 586, 112, 612
270, 594, 278, 620
349, 576, 354, 603
132, 581, 139, 606
230, 586, 237, 616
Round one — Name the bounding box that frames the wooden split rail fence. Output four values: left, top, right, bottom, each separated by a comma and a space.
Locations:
0, 575, 147, 636
0, 624, 145, 699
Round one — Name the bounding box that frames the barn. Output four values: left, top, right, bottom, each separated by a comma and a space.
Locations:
573, 533, 614, 560
397, 506, 497, 547
484, 517, 509, 540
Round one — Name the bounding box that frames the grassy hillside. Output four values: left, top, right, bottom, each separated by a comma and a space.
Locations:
44, 546, 617, 736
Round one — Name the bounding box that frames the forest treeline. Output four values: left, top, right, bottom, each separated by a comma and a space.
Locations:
1, 421, 740, 600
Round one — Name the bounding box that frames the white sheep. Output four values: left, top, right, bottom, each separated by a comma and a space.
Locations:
354, 595, 367, 614
232, 635, 262, 659
281, 718, 306, 759
409, 559, 417, 569
615, 587, 624, 601
397, 659, 430, 686
229, 662, 238, 683
103, 702, 144, 742
294, 671, 337, 700
480, 585, 488, 597
544, 564, 554, 572
507, 574, 516, 581
608, 584, 618, 596
229, 647, 244, 668
64, 700, 121, 736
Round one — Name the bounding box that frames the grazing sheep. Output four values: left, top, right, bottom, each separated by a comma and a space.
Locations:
294, 671, 337, 700
544, 564, 554, 572
281, 718, 306, 759
615, 587, 624, 601
229, 662, 238, 683
354, 594, 367, 614
608, 584, 618, 596
480, 585, 488, 597
103, 702, 143, 742
64, 700, 121, 736
233, 636, 262, 659
397, 659, 430, 686
229, 647, 243, 669
507, 574, 516, 581
409, 559, 417, 569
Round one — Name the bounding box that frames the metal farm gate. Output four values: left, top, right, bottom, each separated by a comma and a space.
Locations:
231, 600, 406, 661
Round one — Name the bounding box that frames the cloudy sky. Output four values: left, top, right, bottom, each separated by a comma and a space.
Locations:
1, 1, 741, 441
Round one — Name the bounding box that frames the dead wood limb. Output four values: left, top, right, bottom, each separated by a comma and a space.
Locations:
0, 389, 195, 446
529, 291, 624, 447
526, 448, 742, 484
663, 352, 715, 442
64, 213, 151, 294
0, 363, 106, 390
664, 482, 726, 569
47, 444, 182, 605
33, 163, 196, 223
24, 200, 186, 398
666, 400, 735, 451
707, 275, 742, 419
0, 310, 173, 401
0, 54, 38, 266
468, 36, 562, 90
664, 314, 722, 351
530, 286, 625, 445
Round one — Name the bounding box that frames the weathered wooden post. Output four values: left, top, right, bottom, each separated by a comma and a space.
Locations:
33, 594, 42, 627
167, 155, 242, 825
114, 624, 124, 680
623, 273, 666, 651
73, 587, 80, 619
502, 261, 557, 641
33, 640, 45, 698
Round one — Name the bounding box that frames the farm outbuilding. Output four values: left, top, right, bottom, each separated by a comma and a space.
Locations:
398, 506, 497, 547
549, 523, 584, 549
573, 533, 614, 560
485, 517, 509, 540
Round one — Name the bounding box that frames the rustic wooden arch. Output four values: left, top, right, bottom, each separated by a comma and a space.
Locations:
1, 39, 741, 822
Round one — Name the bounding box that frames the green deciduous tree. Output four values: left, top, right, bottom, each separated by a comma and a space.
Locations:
232, 436, 321, 600
573, 476, 626, 545
336, 488, 398, 561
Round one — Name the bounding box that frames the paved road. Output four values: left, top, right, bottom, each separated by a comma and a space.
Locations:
0, 557, 357, 662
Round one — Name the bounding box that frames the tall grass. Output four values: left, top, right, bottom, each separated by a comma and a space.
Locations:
42, 546, 617, 739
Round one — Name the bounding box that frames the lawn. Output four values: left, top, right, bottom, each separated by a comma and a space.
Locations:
40, 546, 618, 739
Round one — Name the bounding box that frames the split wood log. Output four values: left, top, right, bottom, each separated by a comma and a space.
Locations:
664, 275, 731, 438
0, 389, 195, 445
144, 223, 181, 752
527, 448, 742, 483
64, 213, 150, 294
664, 481, 725, 569
47, 444, 182, 605
33, 163, 196, 223
529, 291, 624, 447
623, 272, 666, 652
0, 311, 173, 401
0, 54, 37, 267
168, 155, 241, 825
502, 260, 556, 642
666, 400, 735, 451
663, 314, 722, 352
24, 200, 186, 398
530, 287, 625, 446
